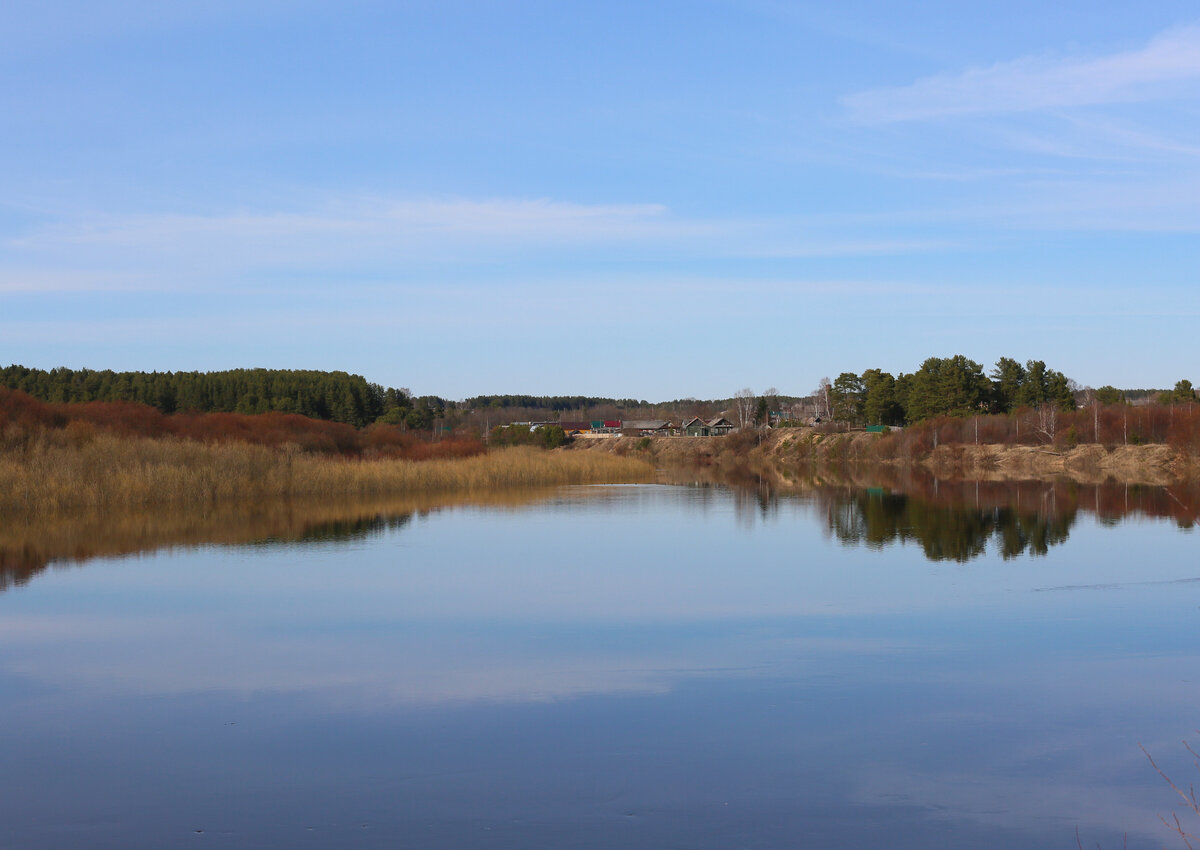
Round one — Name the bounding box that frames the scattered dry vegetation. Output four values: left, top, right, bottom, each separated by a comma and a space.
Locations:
0, 386, 485, 459
0, 387, 654, 513
0, 434, 652, 513
575, 412, 1200, 486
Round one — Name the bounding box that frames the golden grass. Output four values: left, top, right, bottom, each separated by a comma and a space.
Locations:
0, 434, 655, 513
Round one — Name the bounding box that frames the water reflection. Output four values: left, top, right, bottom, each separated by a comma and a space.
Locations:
664, 471, 1197, 561
2, 477, 1196, 591
0, 481, 1198, 848
820, 487, 1074, 560
0, 489, 556, 592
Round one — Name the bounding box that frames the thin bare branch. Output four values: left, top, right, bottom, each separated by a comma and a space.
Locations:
1156, 812, 1195, 850
1183, 739, 1200, 763
1142, 744, 1200, 817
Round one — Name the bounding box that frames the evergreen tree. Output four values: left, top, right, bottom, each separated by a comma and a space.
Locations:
904, 356, 990, 422
860, 369, 902, 425
990, 357, 1026, 413
831, 372, 865, 423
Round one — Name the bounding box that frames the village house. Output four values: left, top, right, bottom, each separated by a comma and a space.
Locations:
539, 416, 740, 438
620, 419, 674, 436
682, 416, 735, 436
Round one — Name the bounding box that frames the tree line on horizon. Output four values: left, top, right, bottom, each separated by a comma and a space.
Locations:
0, 366, 708, 430
0, 385, 485, 460
3, 360, 1195, 436
813, 355, 1196, 427
0, 366, 761, 432
0, 365, 453, 430
463, 394, 656, 411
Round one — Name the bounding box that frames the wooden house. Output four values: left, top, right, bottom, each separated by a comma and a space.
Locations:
682, 416, 708, 437
707, 417, 735, 435
620, 420, 672, 436
683, 416, 735, 436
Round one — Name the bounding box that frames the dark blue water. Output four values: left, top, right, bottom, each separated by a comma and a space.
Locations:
1, 483, 1197, 848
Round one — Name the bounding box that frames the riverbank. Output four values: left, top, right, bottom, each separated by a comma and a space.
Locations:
0, 434, 654, 513
569, 427, 1198, 485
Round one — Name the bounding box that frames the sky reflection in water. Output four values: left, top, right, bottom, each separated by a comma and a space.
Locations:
0, 483, 1197, 848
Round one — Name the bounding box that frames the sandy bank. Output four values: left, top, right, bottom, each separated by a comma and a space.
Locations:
567, 428, 1197, 485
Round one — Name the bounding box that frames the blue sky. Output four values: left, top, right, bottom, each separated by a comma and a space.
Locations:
3, 0, 1199, 399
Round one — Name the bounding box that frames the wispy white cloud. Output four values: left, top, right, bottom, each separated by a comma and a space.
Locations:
1, 195, 948, 295
843, 24, 1200, 124
11, 197, 672, 250
6, 177, 1196, 307
0, 268, 161, 293
873, 166, 1079, 182
1058, 113, 1200, 158
955, 176, 1200, 232
0, 197, 687, 290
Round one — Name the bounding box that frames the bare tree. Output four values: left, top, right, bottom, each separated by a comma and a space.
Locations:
813, 378, 833, 422
1032, 402, 1058, 444
763, 386, 779, 420
734, 388, 756, 430
1081, 386, 1100, 443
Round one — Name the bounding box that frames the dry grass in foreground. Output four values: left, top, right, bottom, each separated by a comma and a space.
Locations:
0, 435, 655, 513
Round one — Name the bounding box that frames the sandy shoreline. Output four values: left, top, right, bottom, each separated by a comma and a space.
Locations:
568, 427, 1196, 486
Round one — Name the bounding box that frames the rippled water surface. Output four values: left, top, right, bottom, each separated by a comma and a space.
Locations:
1, 482, 1197, 848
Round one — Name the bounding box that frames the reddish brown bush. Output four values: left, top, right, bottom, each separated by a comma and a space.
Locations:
0, 389, 484, 460
0, 387, 64, 434
1167, 404, 1200, 452
69, 401, 171, 439
360, 425, 485, 460
891, 403, 1200, 454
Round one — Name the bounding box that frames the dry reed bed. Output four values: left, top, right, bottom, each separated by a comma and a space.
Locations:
0, 435, 654, 512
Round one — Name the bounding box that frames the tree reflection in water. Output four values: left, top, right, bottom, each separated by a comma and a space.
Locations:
1, 474, 1196, 590
822, 487, 1074, 561
0, 489, 559, 593
666, 467, 1198, 563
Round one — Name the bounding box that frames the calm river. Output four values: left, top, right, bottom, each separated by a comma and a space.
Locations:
1, 480, 1197, 848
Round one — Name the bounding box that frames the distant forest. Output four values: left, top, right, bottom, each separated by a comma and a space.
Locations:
464, 394, 655, 411
0, 365, 446, 430
0, 366, 730, 430
2, 359, 1195, 434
